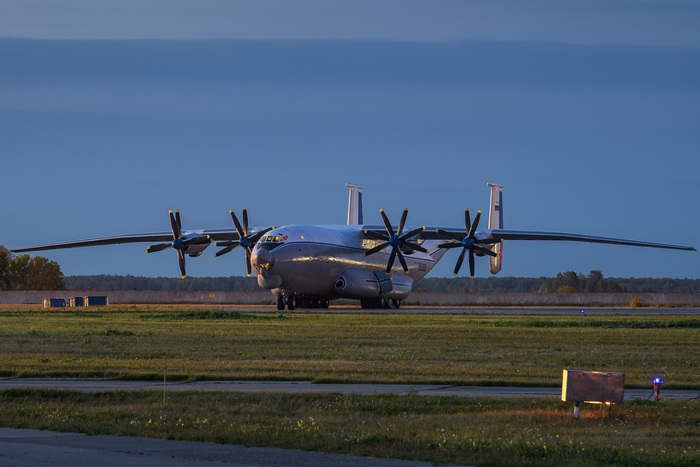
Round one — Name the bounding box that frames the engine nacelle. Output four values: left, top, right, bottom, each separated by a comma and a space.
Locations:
333, 268, 412, 300
489, 242, 502, 274
184, 242, 211, 257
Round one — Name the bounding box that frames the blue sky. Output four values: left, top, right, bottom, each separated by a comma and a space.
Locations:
1, 1, 698, 280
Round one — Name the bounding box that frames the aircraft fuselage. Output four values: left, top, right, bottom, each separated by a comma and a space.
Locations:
250, 224, 446, 300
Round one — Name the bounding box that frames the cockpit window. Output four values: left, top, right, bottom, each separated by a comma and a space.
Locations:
261, 235, 286, 243
259, 234, 287, 249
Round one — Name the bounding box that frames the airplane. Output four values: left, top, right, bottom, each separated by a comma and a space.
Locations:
11, 183, 696, 310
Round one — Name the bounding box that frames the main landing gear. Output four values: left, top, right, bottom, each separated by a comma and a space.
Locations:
276, 292, 330, 310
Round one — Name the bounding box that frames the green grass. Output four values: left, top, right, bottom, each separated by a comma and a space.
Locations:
0, 388, 697, 466
0, 305, 698, 465
0, 306, 697, 388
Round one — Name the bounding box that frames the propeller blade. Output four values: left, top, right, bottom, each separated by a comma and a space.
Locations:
400, 226, 424, 241
404, 242, 429, 254
245, 248, 252, 277
468, 211, 481, 238
215, 243, 239, 257
169, 211, 179, 239
175, 211, 182, 238
177, 249, 186, 278
396, 249, 409, 272
230, 211, 245, 238
437, 242, 462, 249
475, 238, 501, 245
468, 250, 475, 278
386, 248, 397, 273
146, 243, 172, 253
465, 209, 471, 234
454, 248, 467, 276
379, 210, 395, 237
215, 240, 236, 247
364, 242, 389, 256
242, 208, 249, 237
364, 230, 389, 241
474, 245, 498, 257
397, 208, 408, 236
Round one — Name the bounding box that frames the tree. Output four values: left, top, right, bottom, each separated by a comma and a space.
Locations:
539, 270, 621, 293
7, 254, 66, 290
0, 246, 12, 290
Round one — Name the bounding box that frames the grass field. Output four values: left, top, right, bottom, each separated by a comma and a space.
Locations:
0, 305, 696, 388
0, 305, 697, 465
0, 389, 697, 466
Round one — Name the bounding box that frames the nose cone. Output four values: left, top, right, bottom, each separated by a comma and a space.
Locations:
251, 247, 272, 271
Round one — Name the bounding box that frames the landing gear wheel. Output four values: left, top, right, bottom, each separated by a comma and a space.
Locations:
276, 294, 285, 311
287, 293, 295, 310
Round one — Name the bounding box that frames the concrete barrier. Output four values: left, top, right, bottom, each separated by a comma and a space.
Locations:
404, 292, 700, 307
0, 290, 275, 305
0, 290, 698, 306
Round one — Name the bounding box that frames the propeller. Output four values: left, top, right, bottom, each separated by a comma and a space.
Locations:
146, 210, 211, 279
363, 208, 427, 273
438, 209, 499, 277
214, 208, 273, 277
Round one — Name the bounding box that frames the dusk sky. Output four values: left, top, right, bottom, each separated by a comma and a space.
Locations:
1, 1, 698, 280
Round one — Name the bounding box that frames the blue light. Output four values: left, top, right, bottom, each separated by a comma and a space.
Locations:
581, 310, 585, 315
653, 377, 663, 385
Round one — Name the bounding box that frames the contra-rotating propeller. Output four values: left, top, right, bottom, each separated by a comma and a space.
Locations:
214, 208, 273, 277
438, 209, 499, 277
363, 208, 428, 273
146, 210, 211, 279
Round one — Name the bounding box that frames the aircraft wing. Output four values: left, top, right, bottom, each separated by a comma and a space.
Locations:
10, 228, 243, 253
487, 229, 696, 251
423, 228, 696, 251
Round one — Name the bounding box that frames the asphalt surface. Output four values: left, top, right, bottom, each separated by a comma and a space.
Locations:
0, 427, 445, 467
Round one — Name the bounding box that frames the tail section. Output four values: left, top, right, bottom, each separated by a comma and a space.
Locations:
346, 183, 363, 225
487, 183, 503, 274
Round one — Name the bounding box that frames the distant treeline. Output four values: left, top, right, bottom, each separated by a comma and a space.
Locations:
65, 273, 700, 294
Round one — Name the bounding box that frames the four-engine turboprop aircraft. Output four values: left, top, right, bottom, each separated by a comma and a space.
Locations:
11, 183, 696, 310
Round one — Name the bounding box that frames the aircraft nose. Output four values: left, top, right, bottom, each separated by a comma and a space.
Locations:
252, 247, 272, 271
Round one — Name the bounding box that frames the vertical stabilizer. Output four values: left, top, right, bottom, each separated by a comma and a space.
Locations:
487, 183, 503, 274
346, 183, 363, 225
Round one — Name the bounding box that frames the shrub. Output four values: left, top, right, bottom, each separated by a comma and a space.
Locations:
629, 296, 644, 307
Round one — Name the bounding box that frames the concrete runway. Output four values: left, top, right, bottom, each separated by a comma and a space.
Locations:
219, 306, 700, 314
